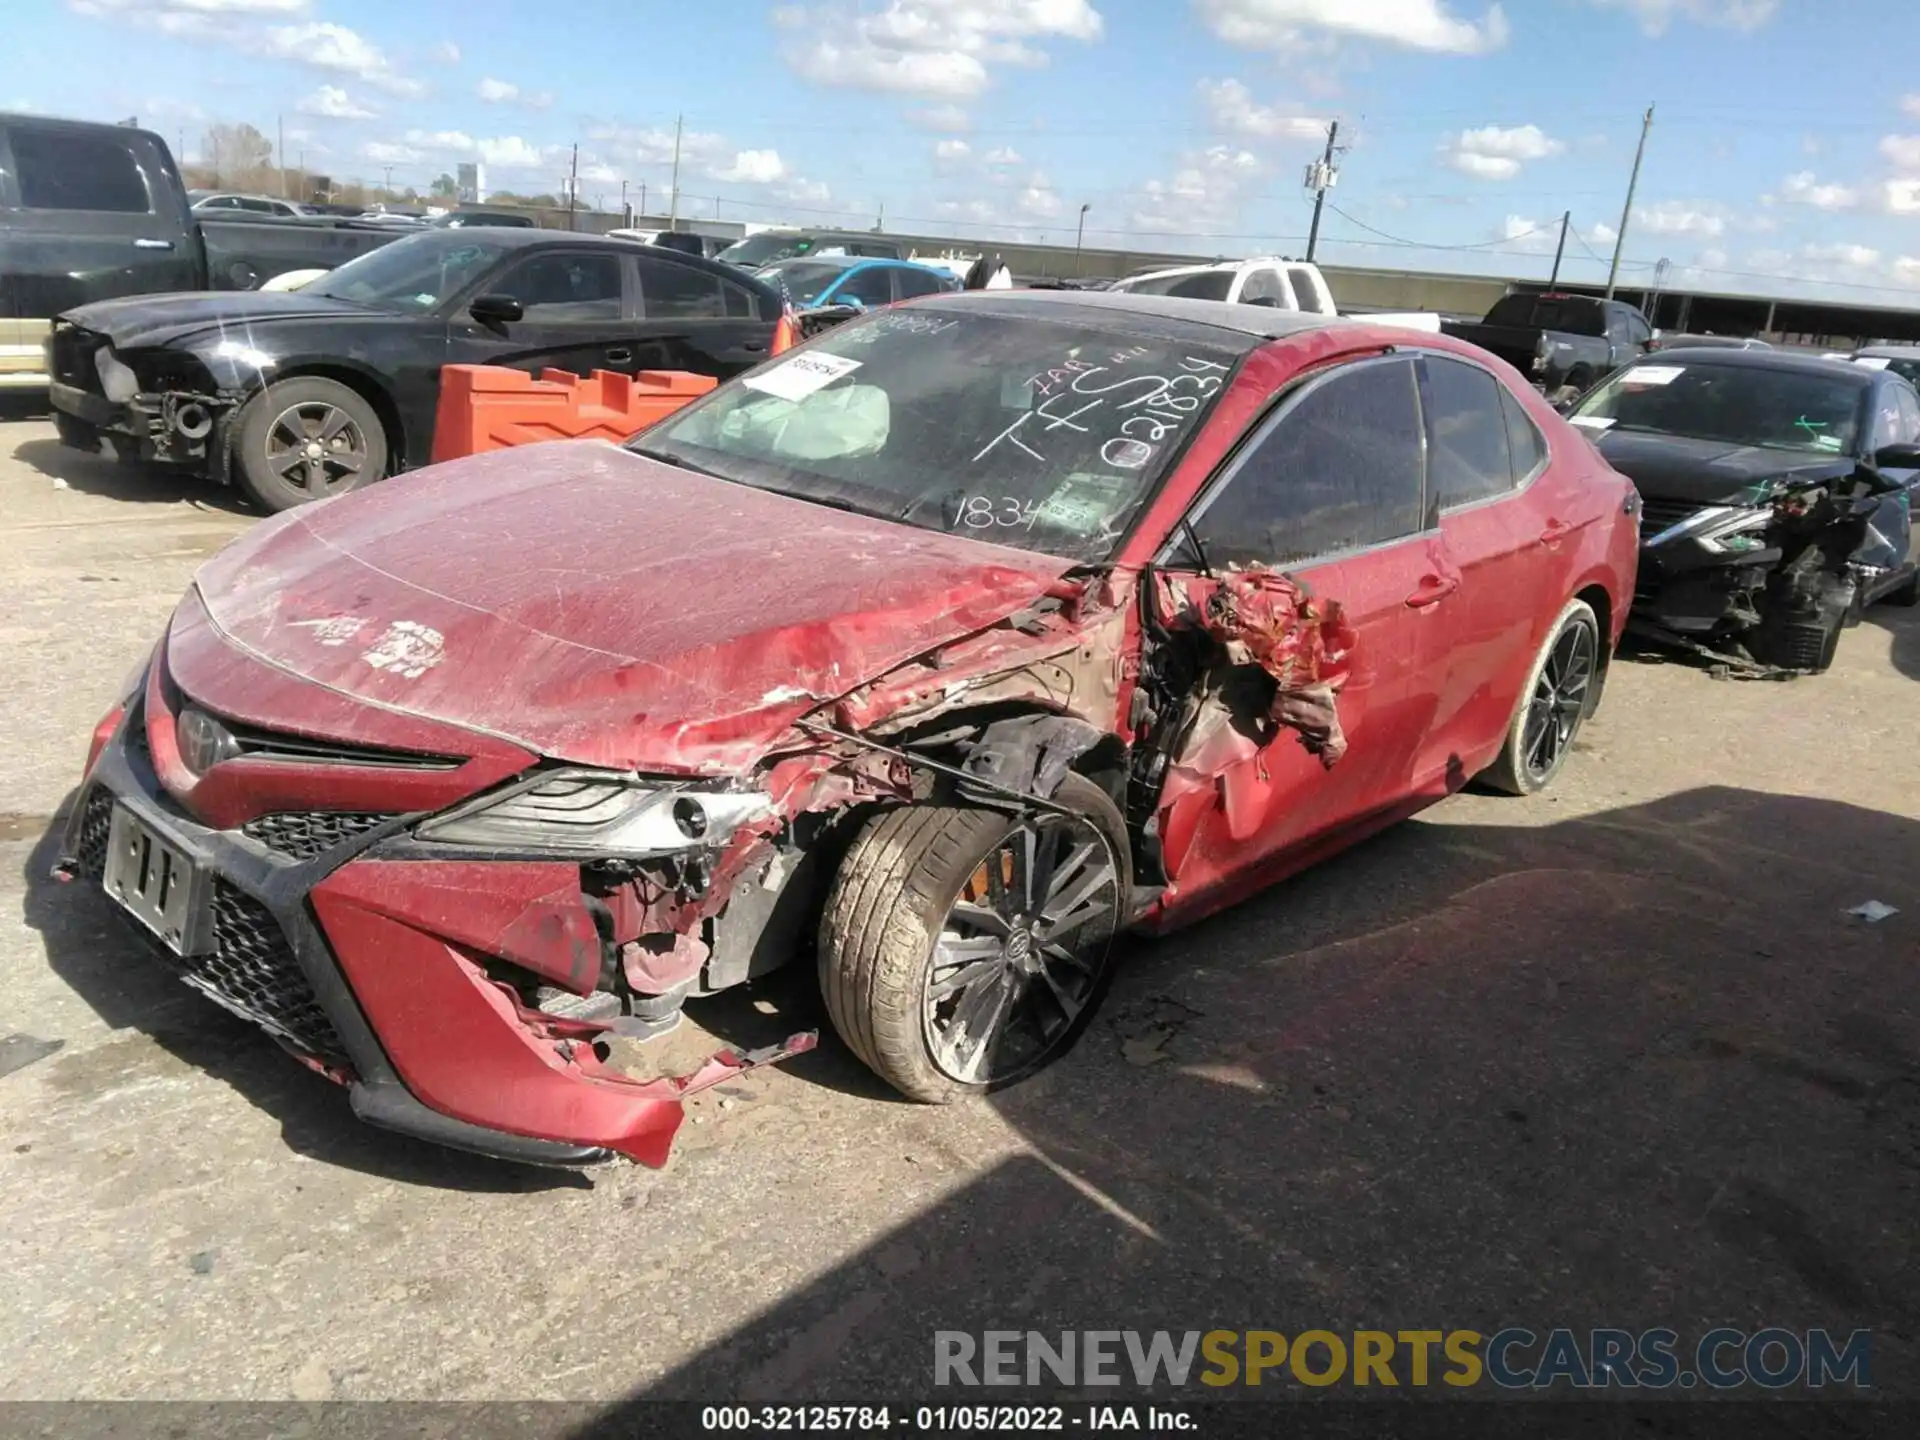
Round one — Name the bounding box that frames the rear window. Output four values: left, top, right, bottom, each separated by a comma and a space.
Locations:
1484, 295, 1605, 336
12, 128, 151, 213
1121, 271, 1235, 302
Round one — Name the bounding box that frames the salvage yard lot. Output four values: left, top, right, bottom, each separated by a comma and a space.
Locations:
2, 409, 1917, 1402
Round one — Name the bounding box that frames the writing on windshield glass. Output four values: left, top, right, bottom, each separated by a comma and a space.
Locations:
973, 352, 1228, 473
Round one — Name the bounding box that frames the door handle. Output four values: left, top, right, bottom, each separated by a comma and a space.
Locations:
133, 238, 175, 250
605, 348, 633, 364
1539, 518, 1575, 544
742, 341, 768, 353
1405, 574, 1459, 609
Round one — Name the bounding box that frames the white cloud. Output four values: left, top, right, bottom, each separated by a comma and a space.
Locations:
1879, 134, 1920, 171
1592, 0, 1778, 35
934, 197, 1000, 224
1775, 170, 1861, 210
1131, 145, 1261, 234
260, 21, 423, 96
713, 149, 788, 184
935, 138, 972, 161
984, 145, 1022, 165
1903, 94, 1920, 120
1443, 123, 1562, 179
359, 140, 423, 165
783, 0, 1103, 100
1801, 241, 1881, 269
776, 176, 833, 205
69, 0, 307, 39
1197, 77, 1326, 141
478, 136, 547, 168
295, 84, 376, 120
1015, 171, 1063, 218
1883, 179, 1920, 215
1196, 0, 1509, 55
906, 102, 972, 132
1632, 200, 1726, 237
431, 40, 460, 65
1588, 220, 1618, 244
477, 76, 553, 108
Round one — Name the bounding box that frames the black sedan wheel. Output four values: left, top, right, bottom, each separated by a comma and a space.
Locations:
1481, 598, 1601, 796
231, 377, 388, 513
819, 773, 1129, 1102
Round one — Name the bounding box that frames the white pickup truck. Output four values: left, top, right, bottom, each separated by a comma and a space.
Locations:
1104, 257, 1440, 333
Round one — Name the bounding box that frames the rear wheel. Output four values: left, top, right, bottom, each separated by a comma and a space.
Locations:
818, 773, 1129, 1103
1481, 598, 1601, 796
230, 377, 387, 513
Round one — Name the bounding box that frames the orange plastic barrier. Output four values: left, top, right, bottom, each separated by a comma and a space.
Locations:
430, 365, 718, 464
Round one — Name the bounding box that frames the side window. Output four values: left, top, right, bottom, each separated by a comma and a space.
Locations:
635, 256, 727, 319
1187, 358, 1427, 568
1287, 266, 1331, 314
12, 128, 151, 213
1500, 384, 1550, 483
838, 265, 897, 308
1423, 355, 1514, 508
201, 195, 237, 209
1239, 268, 1289, 306
1627, 314, 1653, 347
491, 252, 623, 320
1869, 386, 1907, 452
1894, 385, 1920, 442
894, 266, 946, 299
721, 278, 759, 318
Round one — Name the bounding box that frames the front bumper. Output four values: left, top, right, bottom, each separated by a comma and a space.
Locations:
59, 700, 804, 1167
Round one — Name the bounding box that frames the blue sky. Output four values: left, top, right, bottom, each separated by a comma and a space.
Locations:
14, 0, 1920, 304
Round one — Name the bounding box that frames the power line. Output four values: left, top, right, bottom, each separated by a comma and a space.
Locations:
1324, 200, 1548, 252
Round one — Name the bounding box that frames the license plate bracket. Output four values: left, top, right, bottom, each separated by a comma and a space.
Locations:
103, 803, 212, 955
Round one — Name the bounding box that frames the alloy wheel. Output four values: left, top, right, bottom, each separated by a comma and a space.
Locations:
263, 400, 369, 497
923, 813, 1121, 1085
1521, 617, 1597, 782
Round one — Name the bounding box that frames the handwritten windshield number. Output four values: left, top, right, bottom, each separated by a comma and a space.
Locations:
959, 495, 1042, 531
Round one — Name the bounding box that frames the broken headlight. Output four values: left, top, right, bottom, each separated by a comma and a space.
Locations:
415, 769, 773, 857
1646, 504, 1774, 554
95, 348, 139, 403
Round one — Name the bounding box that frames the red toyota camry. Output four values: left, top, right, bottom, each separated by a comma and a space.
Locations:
61, 292, 1639, 1167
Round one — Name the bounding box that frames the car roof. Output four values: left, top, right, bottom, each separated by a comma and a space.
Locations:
1855, 343, 1920, 358
390, 227, 784, 300
1627, 345, 1881, 382
912, 288, 1353, 341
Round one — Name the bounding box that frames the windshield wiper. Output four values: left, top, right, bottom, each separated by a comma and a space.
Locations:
628, 444, 724, 478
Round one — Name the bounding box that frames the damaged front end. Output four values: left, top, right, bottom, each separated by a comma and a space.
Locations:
48, 321, 247, 472
1630, 459, 1909, 675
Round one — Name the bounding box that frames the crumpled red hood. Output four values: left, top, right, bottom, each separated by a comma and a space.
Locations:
189, 442, 1070, 773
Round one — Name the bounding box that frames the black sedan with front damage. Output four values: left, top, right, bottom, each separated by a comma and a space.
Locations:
46, 228, 784, 512
1568, 348, 1920, 673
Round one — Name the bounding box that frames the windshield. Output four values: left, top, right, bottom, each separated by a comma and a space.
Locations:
755, 260, 848, 306
719, 234, 822, 267
302, 234, 513, 312
1571, 360, 1869, 455
1485, 295, 1604, 335
631, 307, 1247, 563
1118, 270, 1234, 301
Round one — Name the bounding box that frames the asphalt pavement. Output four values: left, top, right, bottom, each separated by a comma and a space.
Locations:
1, 406, 1916, 1409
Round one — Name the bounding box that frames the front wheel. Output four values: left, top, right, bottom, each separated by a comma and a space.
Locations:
818, 773, 1130, 1103
1480, 598, 1601, 796
230, 376, 387, 513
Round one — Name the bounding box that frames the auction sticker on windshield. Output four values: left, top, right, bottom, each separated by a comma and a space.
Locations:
1622, 366, 1685, 386
743, 353, 863, 402
1569, 415, 1615, 430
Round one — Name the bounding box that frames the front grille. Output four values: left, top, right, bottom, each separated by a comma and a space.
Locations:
160, 880, 350, 1067
49, 324, 108, 392
74, 787, 115, 878
243, 810, 402, 861
1638, 496, 1702, 535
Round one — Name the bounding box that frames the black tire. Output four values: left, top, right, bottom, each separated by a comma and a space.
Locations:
818, 773, 1130, 1103
230, 376, 387, 513
1883, 569, 1920, 608
1480, 598, 1602, 796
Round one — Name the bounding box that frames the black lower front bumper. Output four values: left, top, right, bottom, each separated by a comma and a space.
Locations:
49, 381, 234, 473
60, 709, 614, 1169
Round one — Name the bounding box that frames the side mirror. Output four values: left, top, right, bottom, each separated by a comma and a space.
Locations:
1872, 442, 1920, 469
469, 293, 523, 329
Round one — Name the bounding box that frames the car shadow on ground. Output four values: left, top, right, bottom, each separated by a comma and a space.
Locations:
1864, 600, 1920, 682
575, 784, 1920, 1409
19, 804, 587, 1193
8, 433, 254, 516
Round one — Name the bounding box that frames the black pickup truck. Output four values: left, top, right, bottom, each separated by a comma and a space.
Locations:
1442, 292, 1654, 400
1, 113, 405, 390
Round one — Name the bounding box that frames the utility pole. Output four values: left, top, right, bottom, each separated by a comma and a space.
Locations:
566, 142, 579, 230
1303, 119, 1342, 264
1606, 103, 1654, 301
383, 164, 394, 197
667, 114, 683, 232
1075, 202, 1090, 274
876, 200, 885, 231
639, 181, 647, 217
1547, 209, 1571, 288
277, 113, 285, 196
